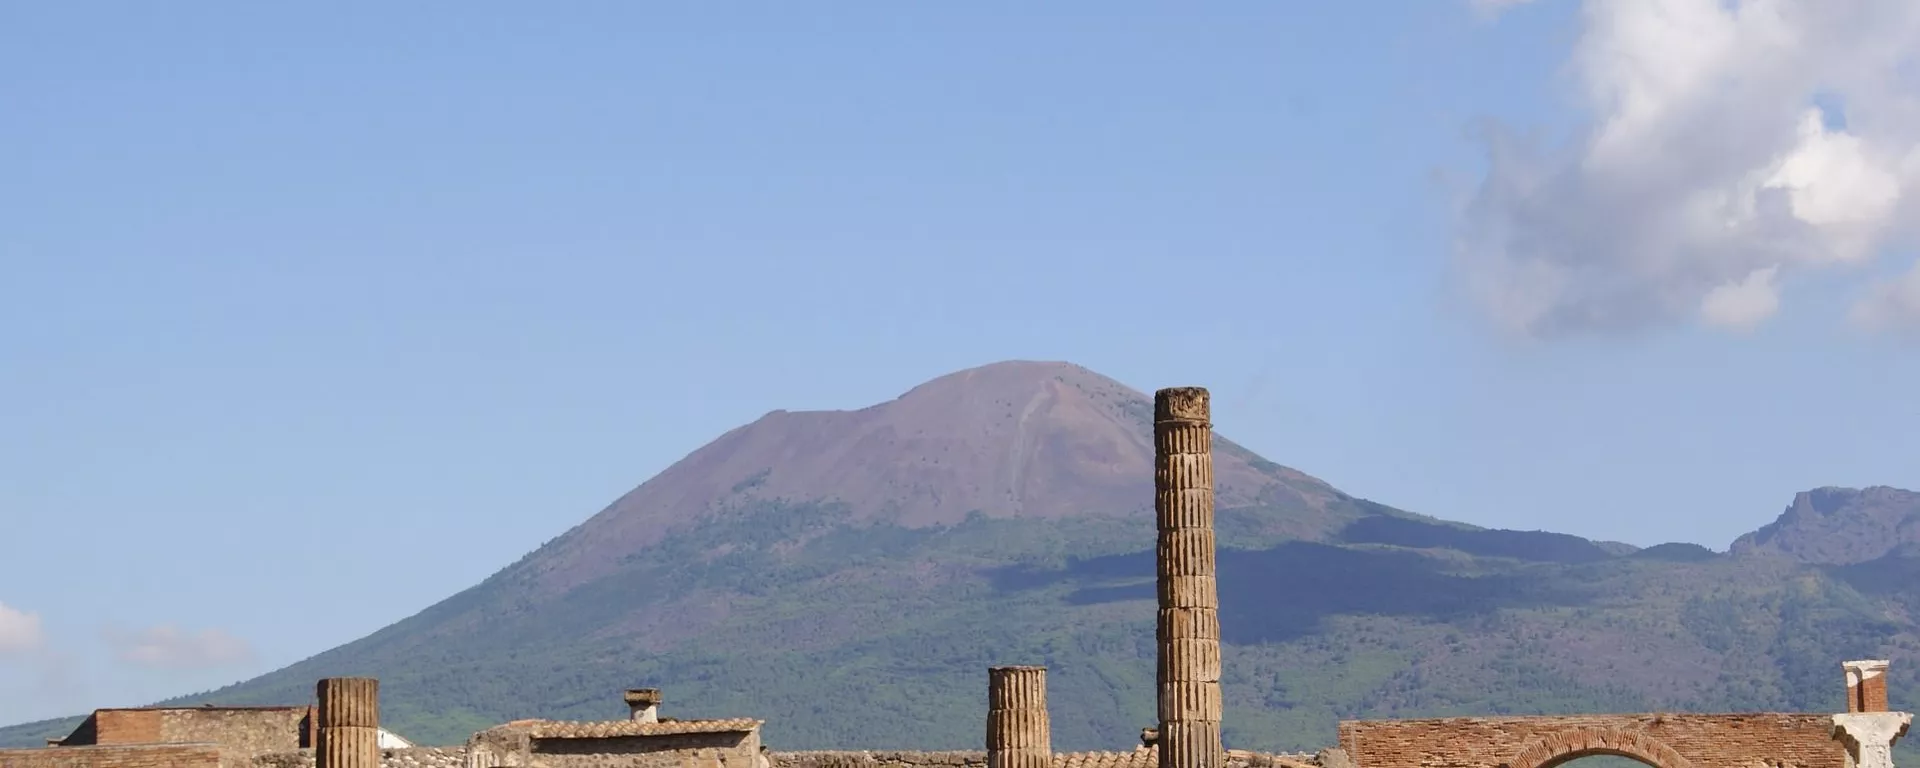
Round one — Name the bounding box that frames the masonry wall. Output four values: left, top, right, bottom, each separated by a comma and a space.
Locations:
250, 747, 464, 768
1338, 714, 1845, 768
770, 751, 989, 768
768, 749, 1311, 768
86, 708, 308, 754
0, 743, 223, 768
88, 712, 163, 746
163, 710, 308, 756
466, 730, 763, 768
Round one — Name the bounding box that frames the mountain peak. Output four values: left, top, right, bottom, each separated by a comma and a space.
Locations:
1728, 485, 1920, 564
524, 360, 1341, 592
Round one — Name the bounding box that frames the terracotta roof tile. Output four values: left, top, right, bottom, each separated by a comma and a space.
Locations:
1049, 747, 1315, 768
493, 718, 763, 738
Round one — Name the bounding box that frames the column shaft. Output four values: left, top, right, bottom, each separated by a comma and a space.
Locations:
316, 677, 380, 768
987, 666, 1051, 768
1154, 387, 1222, 768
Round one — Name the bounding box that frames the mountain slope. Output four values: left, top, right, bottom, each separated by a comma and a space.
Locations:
1731, 486, 1920, 565
5, 361, 1920, 754
519, 360, 1357, 596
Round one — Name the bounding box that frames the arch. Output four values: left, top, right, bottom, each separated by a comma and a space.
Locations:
1506, 726, 1694, 768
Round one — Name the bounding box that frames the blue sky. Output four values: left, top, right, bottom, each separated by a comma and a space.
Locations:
4, 1, 1919, 727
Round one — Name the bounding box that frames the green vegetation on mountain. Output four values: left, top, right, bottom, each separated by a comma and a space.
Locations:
4, 362, 1917, 759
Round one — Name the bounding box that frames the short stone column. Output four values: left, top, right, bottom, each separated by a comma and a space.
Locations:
316, 677, 380, 768
1848, 660, 1893, 713
987, 666, 1051, 768
1155, 387, 1224, 768
1833, 711, 1911, 768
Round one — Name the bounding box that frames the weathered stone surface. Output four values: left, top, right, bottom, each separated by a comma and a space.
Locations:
0, 743, 222, 768
315, 679, 379, 729
316, 677, 379, 768
317, 727, 379, 768
76, 707, 309, 753
987, 666, 1050, 768
1338, 714, 1853, 768
770, 750, 1307, 768
1833, 711, 1912, 768
1312, 748, 1353, 768
252, 747, 466, 768
1153, 386, 1221, 768
467, 720, 763, 768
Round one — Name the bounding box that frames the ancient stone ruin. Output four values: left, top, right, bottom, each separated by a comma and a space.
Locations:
988, 666, 1051, 768
0, 385, 1910, 768
317, 677, 381, 768
1153, 386, 1225, 768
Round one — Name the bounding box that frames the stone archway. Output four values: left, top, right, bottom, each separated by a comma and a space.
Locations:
1505, 726, 1693, 768
1337, 714, 1846, 768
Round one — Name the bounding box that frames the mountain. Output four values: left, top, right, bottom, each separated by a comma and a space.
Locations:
1730, 486, 1920, 565
5, 361, 1920, 755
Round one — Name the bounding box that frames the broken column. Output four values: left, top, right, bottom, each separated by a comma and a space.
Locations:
625, 688, 662, 723
1155, 387, 1223, 768
1848, 660, 1893, 713
1834, 660, 1909, 768
315, 677, 379, 768
987, 666, 1051, 768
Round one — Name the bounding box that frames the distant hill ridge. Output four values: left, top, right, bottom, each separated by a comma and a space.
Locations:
4, 360, 1918, 755
1731, 486, 1920, 565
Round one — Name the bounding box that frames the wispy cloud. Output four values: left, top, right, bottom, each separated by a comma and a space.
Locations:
0, 602, 46, 655
1460, 0, 1920, 338
102, 624, 256, 670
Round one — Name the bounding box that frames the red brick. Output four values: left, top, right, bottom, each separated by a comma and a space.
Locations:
0, 743, 220, 768
1338, 714, 1844, 768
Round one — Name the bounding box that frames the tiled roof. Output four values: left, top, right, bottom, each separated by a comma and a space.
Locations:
492, 718, 763, 738
1055, 751, 1157, 768
1052, 748, 1314, 768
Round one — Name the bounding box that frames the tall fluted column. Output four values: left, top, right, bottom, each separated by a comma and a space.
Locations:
987, 666, 1051, 768
316, 677, 380, 768
1155, 387, 1223, 768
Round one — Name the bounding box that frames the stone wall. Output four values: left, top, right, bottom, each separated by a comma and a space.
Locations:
85, 708, 309, 754
1338, 714, 1846, 768
771, 751, 989, 768
0, 743, 223, 768
768, 749, 1317, 768
524, 733, 759, 768
251, 747, 464, 768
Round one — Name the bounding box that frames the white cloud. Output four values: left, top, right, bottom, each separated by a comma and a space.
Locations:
1850, 261, 1920, 333
1700, 265, 1781, 331
1461, 0, 1920, 337
102, 624, 255, 669
0, 602, 45, 655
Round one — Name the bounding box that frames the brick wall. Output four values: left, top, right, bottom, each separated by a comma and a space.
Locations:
1338, 714, 1845, 768
89, 712, 162, 746
0, 743, 222, 768
80, 708, 306, 754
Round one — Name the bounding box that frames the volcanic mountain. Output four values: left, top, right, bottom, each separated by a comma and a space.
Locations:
520, 360, 1360, 596
4, 360, 1920, 754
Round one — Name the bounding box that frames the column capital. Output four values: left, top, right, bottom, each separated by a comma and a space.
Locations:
1833, 711, 1911, 747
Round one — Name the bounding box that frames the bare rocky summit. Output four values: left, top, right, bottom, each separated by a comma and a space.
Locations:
524, 360, 1354, 594
1730, 486, 1920, 565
